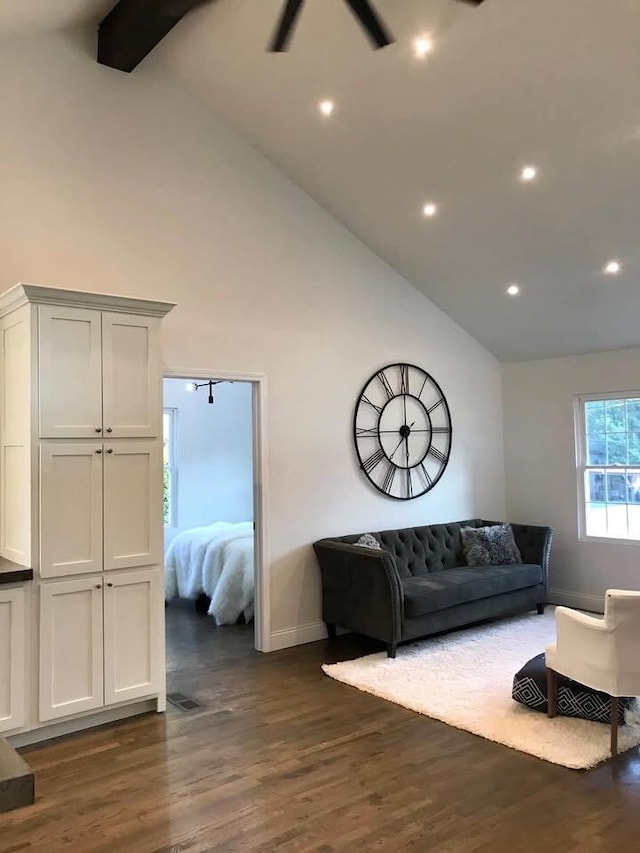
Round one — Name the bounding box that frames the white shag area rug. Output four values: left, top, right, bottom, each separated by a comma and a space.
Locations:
322, 611, 640, 769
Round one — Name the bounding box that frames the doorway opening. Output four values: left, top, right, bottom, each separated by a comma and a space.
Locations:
162, 369, 269, 683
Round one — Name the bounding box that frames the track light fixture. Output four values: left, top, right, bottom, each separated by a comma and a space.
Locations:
184, 379, 225, 405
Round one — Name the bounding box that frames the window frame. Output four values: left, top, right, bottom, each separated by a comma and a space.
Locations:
163, 407, 178, 528
575, 390, 640, 545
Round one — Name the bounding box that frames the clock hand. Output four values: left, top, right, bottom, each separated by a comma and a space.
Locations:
388, 435, 405, 461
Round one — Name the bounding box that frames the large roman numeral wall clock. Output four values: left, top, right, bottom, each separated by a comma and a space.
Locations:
353, 363, 453, 500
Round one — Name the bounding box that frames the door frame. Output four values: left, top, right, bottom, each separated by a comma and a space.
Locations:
162, 366, 270, 653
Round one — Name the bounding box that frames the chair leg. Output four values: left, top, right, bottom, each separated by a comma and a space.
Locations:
536, 602, 545, 615
546, 667, 558, 718
387, 642, 397, 659
611, 696, 620, 756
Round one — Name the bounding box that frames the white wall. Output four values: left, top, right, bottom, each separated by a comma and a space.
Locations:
0, 30, 506, 647
503, 348, 640, 612
163, 378, 253, 550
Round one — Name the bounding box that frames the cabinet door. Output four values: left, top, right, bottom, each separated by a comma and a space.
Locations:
0, 587, 26, 734
39, 578, 104, 722
103, 440, 162, 571
38, 306, 103, 438
104, 569, 162, 705
40, 443, 104, 578
102, 313, 161, 438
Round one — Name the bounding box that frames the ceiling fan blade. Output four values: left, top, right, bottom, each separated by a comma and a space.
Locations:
269, 0, 306, 52
342, 0, 394, 49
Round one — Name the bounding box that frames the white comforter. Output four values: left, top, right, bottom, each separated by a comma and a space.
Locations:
164, 522, 254, 625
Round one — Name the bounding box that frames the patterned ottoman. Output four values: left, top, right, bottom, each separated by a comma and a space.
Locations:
512, 653, 632, 724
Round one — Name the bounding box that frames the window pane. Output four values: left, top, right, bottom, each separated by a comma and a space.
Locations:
585, 502, 607, 537
627, 399, 640, 431
587, 435, 606, 465
605, 399, 626, 432
585, 400, 605, 435
163, 467, 171, 525
606, 433, 627, 465
606, 472, 627, 503
587, 471, 605, 502
627, 473, 640, 503
628, 432, 640, 465
605, 503, 628, 538
629, 504, 640, 539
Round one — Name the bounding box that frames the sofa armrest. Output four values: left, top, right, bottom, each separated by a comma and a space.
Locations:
312, 540, 403, 644
499, 522, 553, 591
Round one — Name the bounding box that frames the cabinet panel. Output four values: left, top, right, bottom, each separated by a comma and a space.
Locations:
0, 587, 26, 733
104, 569, 162, 704
103, 441, 162, 571
39, 578, 104, 722
38, 306, 103, 438
102, 313, 161, 438
0, 309, 32, 566
40, 443, 103, 578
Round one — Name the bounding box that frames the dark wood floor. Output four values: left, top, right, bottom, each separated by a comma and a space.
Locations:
2, 606, 640, 852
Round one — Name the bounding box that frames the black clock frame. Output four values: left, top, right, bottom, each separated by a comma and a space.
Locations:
353, 362, 453, 501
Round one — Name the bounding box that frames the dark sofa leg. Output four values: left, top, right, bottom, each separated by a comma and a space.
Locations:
326, 623, 337, 641
536, 603, 545, 615
387, 642, 397, 659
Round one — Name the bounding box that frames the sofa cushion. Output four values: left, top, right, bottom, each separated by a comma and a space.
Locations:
402, 564, 543, 619
461, 524, 522, 566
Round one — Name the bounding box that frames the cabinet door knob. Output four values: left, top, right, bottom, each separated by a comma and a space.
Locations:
95, 427, 102, 433
106, 427, 113, 433
96, 449, 103, 454
106, 448, 114, 454
107, 582, 114, 588
95, 584, 102, 589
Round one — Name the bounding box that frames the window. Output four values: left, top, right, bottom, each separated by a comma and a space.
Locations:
576, 393, 640, 541
163, 408, 177, 526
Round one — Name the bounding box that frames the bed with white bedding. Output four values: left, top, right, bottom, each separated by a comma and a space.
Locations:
164, 521, 254, 625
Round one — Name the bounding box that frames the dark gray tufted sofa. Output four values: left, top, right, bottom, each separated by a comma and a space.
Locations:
313, 519, 553, 658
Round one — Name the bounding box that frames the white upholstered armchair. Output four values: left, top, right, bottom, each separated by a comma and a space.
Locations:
545, 590, 640, 755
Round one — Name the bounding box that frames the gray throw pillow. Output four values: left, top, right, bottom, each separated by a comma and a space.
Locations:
355, 533, 382, 550
461, 524, 522, 566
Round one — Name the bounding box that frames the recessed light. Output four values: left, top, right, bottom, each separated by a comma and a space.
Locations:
506, 284, 520, 296
422, 202, 438, 218
318, 99, 335, 117
520, 165, 538, 182
414, 36, 434, 59
604, 260, 622, 275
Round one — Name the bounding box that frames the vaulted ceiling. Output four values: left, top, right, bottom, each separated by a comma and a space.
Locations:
3, 0, 640, 361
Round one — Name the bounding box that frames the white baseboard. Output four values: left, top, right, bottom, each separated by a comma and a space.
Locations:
8, 700, 158, 748
548, 589, 604, 614
269, 620, 327, 651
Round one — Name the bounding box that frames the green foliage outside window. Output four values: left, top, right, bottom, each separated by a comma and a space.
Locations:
163, 466, 171, 525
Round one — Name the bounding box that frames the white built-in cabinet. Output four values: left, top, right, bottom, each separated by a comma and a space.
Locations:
38, 307, 161, 439
0, 284, 174, 738
0, 586, 26, 734
39, 569, 161, 721
40, 439, 161, 578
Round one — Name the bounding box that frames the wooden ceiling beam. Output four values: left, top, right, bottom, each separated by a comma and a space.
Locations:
98, 0, 214, 73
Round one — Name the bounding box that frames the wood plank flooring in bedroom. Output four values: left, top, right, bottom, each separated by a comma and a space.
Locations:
2, 606, 640, 852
